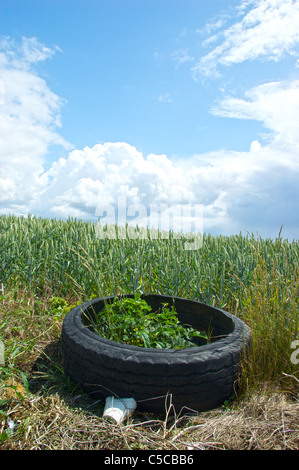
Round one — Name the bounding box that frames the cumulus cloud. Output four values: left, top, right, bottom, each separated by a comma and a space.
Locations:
0, 36, 71, 214
36, 142, 196, 221
192, 0, 299, 78
31, 127, 298, 239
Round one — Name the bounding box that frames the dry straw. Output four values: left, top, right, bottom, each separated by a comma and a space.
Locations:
1, 387, 298, 450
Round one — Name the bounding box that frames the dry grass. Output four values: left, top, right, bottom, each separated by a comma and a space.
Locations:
1, 377, 298, 450
181, 391, 299, 450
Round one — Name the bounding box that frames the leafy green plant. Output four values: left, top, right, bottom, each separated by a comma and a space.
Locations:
48, 296, 82, 321
89, 293, 207, 349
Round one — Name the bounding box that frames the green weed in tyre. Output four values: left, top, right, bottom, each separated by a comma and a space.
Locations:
89, 293, 208, 349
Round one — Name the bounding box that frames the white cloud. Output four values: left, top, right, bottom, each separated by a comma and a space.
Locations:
157, 92, 173, 103
36, 142, 196, 220
171, 49, 194, 68
211, 80, 299, 151
0, 36, 59, 69
29, 130, 298, 239
193, 0, 299, 78
0, 37, 71, 212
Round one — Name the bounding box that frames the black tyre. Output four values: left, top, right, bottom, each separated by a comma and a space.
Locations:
61, 294, 250, 415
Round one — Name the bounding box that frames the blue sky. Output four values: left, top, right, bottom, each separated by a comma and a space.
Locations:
1, 0, 299, 240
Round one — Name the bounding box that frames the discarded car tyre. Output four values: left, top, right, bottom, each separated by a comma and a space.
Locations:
61, 294, 251, 415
